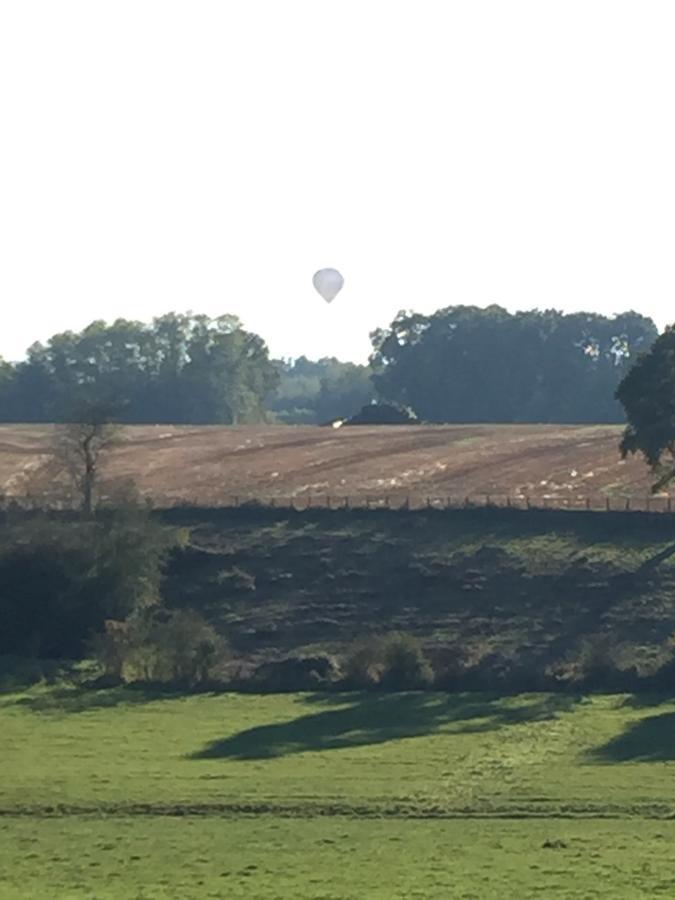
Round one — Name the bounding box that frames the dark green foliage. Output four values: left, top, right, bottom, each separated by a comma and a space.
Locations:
378, 632, 435, 689
0, 511, 180, 658
251, 654, 342, 691
343, 632, 434, 689
617, 326, 675, 490
269, 356, 375, 424
92, 608, 229, 686
371, 305, 657, 423
0, 312, 278, 425
345, 401, 419, 425
0, 306, 661, 426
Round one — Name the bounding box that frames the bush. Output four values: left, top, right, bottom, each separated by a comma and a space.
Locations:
343, 632, 434, 690
0, 510, 181, 659
378, 632, 434, 689
252, 654, 342, 691
342, 638, 382, 688
92, 609, 229, 687
547, 634, 636, 691
345, 402, 419, 426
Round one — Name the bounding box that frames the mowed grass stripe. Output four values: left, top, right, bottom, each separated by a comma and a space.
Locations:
3, 688, 675, 819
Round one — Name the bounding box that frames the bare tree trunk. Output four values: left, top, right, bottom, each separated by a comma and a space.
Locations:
82, 433, 95, 515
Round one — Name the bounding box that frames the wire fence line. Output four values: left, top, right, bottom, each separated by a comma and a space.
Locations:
155, 492, 674, 513
2, 492, 673, 514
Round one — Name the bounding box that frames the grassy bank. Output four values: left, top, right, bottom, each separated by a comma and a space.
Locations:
159, 506, 675, 679
3, 685, 675, 896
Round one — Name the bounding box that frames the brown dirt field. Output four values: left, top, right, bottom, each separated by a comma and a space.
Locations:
0, 423, 663, 508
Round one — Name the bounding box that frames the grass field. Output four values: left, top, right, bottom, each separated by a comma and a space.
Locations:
0, 423, 658, 506
4, 685, 675, 897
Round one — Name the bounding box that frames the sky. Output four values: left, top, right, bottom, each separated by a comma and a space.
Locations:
1, 1, 674, 364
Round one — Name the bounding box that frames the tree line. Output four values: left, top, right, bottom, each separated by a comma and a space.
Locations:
0, 305, 660, 425
0, 313, 278, 424
370, 306, 658, 424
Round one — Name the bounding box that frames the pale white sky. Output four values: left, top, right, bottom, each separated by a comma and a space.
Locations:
1, 1, 674, 363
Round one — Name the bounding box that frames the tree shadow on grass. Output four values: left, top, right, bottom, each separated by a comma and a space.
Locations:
6, 684, 191, 714
590, 710, 675, 763
190, 691, 581, 761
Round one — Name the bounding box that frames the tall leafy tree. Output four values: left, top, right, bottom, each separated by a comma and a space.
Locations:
617, 326, 675, 491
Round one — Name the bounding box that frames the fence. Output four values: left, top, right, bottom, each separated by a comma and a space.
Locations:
2, 492, 673, 514
159, 492, 675, 513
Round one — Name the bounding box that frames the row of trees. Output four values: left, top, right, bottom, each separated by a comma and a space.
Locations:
0, 313, 278, 424
270, 356, 374, 424
370, 306, 658, 423
0, 305, 662, 425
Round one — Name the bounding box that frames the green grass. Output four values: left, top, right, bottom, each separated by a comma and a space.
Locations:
4, 817, 675, 899
4, 686, 675, 896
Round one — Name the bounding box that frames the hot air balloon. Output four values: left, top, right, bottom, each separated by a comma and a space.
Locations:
313, 268, 344, 303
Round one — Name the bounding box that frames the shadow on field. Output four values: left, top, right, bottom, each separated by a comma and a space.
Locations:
191, 692, 580, 760
591, 710, 675, 763
9, 685, 186, 714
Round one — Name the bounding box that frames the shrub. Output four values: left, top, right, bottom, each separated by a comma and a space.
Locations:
0, 509, 181, 659
547, 634, 635, 691
378, 632, 434, 689
92, 609, 229, 687
342, 638, 382, 688
345, 402, 419, 426
646, 634, 675, 690
252, 654, 342, 691
343, 632, 434, 690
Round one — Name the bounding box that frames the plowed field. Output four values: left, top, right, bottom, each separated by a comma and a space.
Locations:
0, 423, 661, 507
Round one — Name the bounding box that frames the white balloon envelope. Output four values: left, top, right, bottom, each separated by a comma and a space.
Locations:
313, 268, 344, 303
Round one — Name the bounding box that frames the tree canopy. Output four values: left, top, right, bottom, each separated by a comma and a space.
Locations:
0, 305, 661, 426
268, 356, 375, 424
617, 326, 675, 491
0, 313, 278, 424
370, 306, 657, 423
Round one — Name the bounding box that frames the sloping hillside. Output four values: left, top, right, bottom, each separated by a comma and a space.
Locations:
162, 507, 675, 676
0, 423, 659, 506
